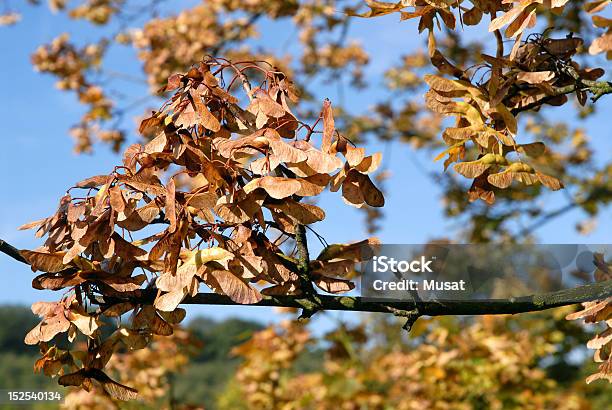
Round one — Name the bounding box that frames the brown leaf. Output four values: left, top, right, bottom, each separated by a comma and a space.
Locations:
341, 170, 364, 207
587, 327, 612, 350
589, 32, 612, 55
342, 170, 385, 207
348, 0, 405, 18
75, 175, 112, 189
311, 259, 356, 277
206, 270, 262, 304
98, 373, 139, 401
215, 192, 265, 224
139, 115, 165, 138
58, 369, 86, 387
321, 98, 334, 153
454, 159, 495, 179
296, 174, 331, 196
32, 271, 82, 290
116, 202, 160, 231
69, 312, 100, 336
165, 73, 182, 91
190, 89, 221, 132
430, 50, 465, 78
424, 74, 469, 93
109, 186, 126, 214
437, 8, 455, 30
354, 153, 382, 174
345, 146, 366, 167
313, 275, 355, 294
102, 302, 136, 317
60, 369, 139, 401
154, 289, 188, 312
536, 171, 564, 190
158, 308, 187, 324
243, 176, 302, 199
316, 238, 379, 262
566, 299, 611, 321
505, 6, 537, 38
463, 7, 483, 25
20, 250, 67, 273
516, 71, 555, 84
25, 314, 71, 345
467, 172, 496, 205
133, 306, 174, 335
358, 173, 385, 207
18, 218, 48, 231
292, 141, 343, 174
166, 178, 177, 233
268, 199, 326, 225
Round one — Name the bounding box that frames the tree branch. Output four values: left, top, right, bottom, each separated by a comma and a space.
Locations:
0, 238, 27, 264
294, 224, 310, 273
510, 79, 612, 115
90, 280, 612, 317
293, 223, 321, 317
1, 237, 610, 322
517, 201, 578, 237
582, 79, 612, 102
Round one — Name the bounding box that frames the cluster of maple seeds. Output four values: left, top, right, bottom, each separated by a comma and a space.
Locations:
17, 58, 383, 399
565, 253, 612, 384
423, 34, 610, 204
7, 1, 610, 394
355, 1, 610, 60
350, 1, 610, 205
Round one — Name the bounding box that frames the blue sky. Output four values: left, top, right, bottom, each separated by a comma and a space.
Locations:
0, 4, 610, 330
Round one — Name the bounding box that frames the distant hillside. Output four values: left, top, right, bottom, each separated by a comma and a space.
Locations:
0, 305, 267, 409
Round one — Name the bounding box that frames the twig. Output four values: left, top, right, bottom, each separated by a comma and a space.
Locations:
0, 239, 27, 264
1, 237, 610, 332
294, 223, 321, 318
90, 280, 612, 317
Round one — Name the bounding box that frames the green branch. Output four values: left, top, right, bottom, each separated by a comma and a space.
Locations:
511, 78, 612, 115
92, 280, 611, 317
293, 223, 322, 317
1, 236, 610, 327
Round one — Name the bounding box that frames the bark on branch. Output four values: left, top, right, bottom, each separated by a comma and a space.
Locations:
91, 280, 611, 317
511, 78, 612, 115
1, 237, 611, 323
0, 239, 27, 264
293, 223, 322, 317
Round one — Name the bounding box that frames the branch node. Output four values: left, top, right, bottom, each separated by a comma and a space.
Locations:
402, 312, 420, 333
0, 238, 28, 264
298, 308, 319, 320
294, 223, 322, 310
386, 306, 421, 333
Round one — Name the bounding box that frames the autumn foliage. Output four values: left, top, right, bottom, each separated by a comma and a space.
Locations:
0, 0, 611, 404
17, 58, 383, 399
226, 315, 596, 409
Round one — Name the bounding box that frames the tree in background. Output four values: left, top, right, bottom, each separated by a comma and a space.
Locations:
222, 311, 609, 410
60, 328, 200, 410
0, 0, 610, 405
0, 305, 265, 409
